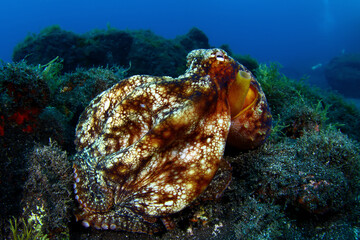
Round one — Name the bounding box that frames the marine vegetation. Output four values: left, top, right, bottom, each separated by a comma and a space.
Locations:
256, 62, 360, 142
9, 217, 48, 240
12, 25, 210, 77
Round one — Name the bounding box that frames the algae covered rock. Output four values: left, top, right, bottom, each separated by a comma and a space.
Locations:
258, 129, 359, 214
13, 26, 210, 77
325, 54, 360, 98
22, 141, 73, 239
13, 26, 81, 72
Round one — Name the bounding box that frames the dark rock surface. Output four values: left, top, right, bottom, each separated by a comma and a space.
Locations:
13, 26, 210, 77
325, 54, 360, 98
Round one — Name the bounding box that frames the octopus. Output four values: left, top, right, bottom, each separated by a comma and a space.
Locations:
73, 48, 272, 234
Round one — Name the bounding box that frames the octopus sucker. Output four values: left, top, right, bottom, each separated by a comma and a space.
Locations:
73, 48, 272, 233
73, 162, 114, 213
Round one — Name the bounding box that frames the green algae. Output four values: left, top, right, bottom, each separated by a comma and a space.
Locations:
255, 63, 360, 142
9, 216, 49, 240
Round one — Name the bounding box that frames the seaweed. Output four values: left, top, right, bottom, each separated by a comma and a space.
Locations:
9, 217, 49, 240
255, 63, 360, 142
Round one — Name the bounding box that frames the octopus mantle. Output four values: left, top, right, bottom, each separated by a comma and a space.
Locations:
73, 48, 272, 233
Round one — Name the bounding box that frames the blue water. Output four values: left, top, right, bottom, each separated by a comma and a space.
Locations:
1, 0, 360, 84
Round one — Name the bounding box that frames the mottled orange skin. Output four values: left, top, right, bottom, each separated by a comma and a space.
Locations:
73, 48, 271, 234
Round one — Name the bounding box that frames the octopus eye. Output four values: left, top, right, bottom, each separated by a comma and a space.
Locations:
216, 51, 225, 61
228, 70, 252, 118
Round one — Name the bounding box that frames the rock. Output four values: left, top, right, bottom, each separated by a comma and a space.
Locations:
325, 54, 360, 98
13, 26, 210, 77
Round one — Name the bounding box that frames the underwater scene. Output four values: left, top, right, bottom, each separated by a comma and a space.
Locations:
1, 0, 360, 239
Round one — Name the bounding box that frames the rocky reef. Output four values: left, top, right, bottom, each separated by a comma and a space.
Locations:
325, 53, 360, 98
12, 25, 210, 77
1, 26, 360, 239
